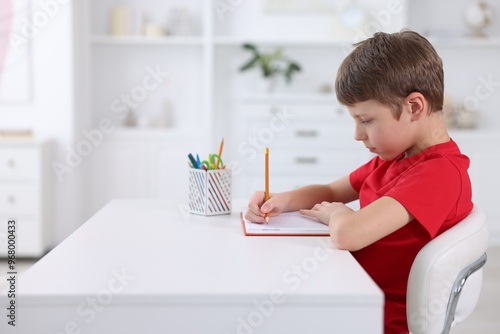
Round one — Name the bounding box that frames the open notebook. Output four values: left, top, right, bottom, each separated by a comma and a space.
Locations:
241, 210, 330, 236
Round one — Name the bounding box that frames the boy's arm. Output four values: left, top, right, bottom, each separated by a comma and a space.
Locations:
283, 175, 359, 211
301, 196, 414, 251
245, 175, 358, 224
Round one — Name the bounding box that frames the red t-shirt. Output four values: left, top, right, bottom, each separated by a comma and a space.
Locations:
349, 139, 473, 334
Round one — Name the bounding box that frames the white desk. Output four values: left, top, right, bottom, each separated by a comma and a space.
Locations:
0, 200, 383, 333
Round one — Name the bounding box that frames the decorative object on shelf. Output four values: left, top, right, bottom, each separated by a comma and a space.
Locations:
144, 23, 166, 37
123, 108, 137, 127
239, 44, 301, 94
443, 96, 455, 129
109, 6, 143, 36
152, 99, 173, 127
263, 0, 335, 12
319, 83, 333, 94
462, 1, 494, 38
0, 129, 33, 140
0, 0, 32, 103
339, 0, 366, 30
454, 102, 479, 129
109, 7, 131, 36
443, 96, 479, 129
136, 109, 150, 128
169, 7, 193, 36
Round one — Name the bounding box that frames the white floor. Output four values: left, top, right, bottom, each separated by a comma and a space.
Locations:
1, 247, 499, 332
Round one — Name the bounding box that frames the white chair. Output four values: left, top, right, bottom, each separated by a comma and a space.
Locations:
407, 205, 489, 334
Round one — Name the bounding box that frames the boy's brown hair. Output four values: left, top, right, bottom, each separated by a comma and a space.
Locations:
335, 30, 444, 119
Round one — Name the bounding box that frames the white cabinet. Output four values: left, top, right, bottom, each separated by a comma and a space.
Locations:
229, 96, 372, 198
0, 141, 51, 257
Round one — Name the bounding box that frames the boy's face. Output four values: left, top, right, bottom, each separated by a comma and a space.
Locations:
347, 99, 414, 161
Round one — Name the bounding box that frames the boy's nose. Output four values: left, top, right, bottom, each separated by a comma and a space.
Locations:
354, 124, 367, 141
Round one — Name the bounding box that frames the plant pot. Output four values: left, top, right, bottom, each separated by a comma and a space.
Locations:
262, 75, 278, 94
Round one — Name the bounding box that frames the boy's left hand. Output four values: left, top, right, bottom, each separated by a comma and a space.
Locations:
300, 202, 353, 225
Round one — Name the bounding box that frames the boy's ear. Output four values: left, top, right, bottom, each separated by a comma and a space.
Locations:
404, 92, 427, 121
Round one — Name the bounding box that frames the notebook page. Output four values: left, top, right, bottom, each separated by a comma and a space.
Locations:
242, 210, 329, 234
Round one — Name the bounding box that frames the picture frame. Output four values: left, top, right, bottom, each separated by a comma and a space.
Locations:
0, 0, 32, 104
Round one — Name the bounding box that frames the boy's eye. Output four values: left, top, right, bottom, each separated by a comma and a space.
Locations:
360, 119, 372, 124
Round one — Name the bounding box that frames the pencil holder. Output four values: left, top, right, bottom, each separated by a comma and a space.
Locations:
189, 168, 232, 215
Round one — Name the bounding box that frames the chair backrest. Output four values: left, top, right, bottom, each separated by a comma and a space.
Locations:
407, 205, 489, 334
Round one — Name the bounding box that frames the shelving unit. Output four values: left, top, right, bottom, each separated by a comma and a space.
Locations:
80, 0, 212, 216
91, 35, 205, 46
426, 37, 500, 47
84, 0, 211, 133
213, 36, 355, 47
79, 0, 500, 242
238, 94, 339, 104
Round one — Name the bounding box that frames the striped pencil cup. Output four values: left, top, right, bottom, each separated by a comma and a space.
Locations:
189, 168, 232, 215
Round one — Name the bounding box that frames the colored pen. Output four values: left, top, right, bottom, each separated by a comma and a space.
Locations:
216, 138, 224, 169
265, 147, 269, 224
188, 153, 198, 169
196, 154, 201, 169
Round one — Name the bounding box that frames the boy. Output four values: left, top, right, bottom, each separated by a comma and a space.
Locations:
244, 31, 473, 334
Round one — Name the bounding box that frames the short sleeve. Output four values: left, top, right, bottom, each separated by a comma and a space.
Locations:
350, 157, 381, 192
385, 157, 461, 238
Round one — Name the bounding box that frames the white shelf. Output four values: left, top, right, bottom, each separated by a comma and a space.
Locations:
239, 93, 338, 104
214, 36, 353, 47
109, 127, 208, 137
91, 35, 205, 46
91, 35, 500, 48
426, 36, 500, 47
214, 35, 500, 48
102, 128, 208, 144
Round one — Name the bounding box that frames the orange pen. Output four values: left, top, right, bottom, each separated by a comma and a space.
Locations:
265, 147, 270, 224
216, 138, 224, 169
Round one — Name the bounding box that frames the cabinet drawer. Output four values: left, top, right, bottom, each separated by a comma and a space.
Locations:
0, 184, 39, 215
245, 121, 355, 148
240, 104, 350, 123
0, 217, 43, 257
247, 148, 366, 174
0, 147, 38, 180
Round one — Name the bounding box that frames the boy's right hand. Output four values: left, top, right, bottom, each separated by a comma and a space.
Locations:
244, 191, 284, 224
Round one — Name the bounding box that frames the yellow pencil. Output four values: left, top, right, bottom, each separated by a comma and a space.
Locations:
217, 138, 224, 169
265, 147, 269, 224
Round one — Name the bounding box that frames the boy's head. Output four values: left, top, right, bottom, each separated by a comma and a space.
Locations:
335, 30, 444, 119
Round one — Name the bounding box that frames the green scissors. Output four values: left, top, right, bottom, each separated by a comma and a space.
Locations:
201, 154, 223, 170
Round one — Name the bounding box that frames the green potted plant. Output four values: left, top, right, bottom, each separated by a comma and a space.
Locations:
239, 43, 301, 93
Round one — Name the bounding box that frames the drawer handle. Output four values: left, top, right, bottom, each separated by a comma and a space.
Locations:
295, 130, 318, 138
7, 159, 16, 168
269, 105, 280, 115
336, 107, 345, 115
295, 157, 318, 164
7, 195, 16, 204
